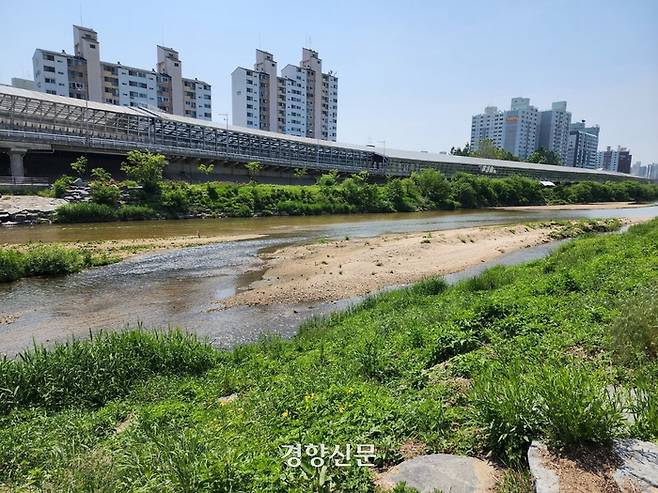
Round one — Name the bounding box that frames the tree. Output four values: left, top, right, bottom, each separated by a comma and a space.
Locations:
245, 161, 262, 182
197, 163, 215, 176
70, 156, 88, 178
527, 147, 562, 166
450, 143, 471, 156
120, 150, 167, 193
470, 139, 519, 161
89, 167, 120, 206
411, 168, 451, 206
293, 167, 308, 178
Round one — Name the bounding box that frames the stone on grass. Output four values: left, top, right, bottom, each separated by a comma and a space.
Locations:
527, 441, 559, 493
376, 453, 496, 493
613, 439, 658, 493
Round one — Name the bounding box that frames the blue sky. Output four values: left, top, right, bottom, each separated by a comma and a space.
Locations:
1, 0, 657, 163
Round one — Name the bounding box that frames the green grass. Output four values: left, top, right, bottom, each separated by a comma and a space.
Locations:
1, 219, 657, 491
0, 243, 116, 283
0, 330, 216, 414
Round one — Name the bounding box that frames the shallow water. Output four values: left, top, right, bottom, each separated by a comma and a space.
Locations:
1, 205, 657, 357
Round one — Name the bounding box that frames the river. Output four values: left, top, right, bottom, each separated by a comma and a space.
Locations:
1, 205, 656, 357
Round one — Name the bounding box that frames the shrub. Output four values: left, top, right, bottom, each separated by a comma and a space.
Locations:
89, 181, 121, 206
54, 203, 117, 223
609, 286, 658, 361
121, 150, 167, 193
409, 277, 448, 296
0, 248, 26, 282
473, 361, 623, 463
24, 244, 84, 277
0, 329, 216, 413
472, 362, 543, 464
116, 204, 157, 221
538, 365, 623, 449
51, 175, 73, 198
464, 265, 514, 292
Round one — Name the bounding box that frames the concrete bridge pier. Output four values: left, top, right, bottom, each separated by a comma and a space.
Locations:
9, 148, 27, 177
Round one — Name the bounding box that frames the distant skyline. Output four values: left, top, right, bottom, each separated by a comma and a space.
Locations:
1, 0, 656, 164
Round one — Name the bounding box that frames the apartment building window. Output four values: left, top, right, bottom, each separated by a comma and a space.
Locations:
43, 66, 55, 73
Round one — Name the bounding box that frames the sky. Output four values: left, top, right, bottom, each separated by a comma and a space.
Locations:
1, 0, 657, 164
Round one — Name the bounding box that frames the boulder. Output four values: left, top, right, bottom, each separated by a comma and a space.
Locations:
376, 453, 497, 493
613, 439, 658, 492
527, 441, 559, 493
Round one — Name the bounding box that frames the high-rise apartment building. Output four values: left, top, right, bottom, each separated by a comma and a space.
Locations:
538, 101, 571, 164
503, 97, 540, 160
32, 25, 211, 120
470, 106, 504, 151
471, 97, 562, 160
597, 146, 632, 174
566, 120, 600, 169
232, 48, 338, 141
474, 98, 544, 160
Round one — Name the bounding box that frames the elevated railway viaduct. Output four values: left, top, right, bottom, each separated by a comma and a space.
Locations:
0, 85, 647, 185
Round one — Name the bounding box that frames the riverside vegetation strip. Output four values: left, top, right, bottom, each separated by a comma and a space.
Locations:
0, 219, 657, 492
35, 151, 658, 223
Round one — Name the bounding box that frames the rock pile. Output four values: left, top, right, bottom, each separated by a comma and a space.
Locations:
0, 195, 68, 226
62, 185, 91, 202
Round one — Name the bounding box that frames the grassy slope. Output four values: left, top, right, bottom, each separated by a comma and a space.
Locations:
0, 220, 657, 492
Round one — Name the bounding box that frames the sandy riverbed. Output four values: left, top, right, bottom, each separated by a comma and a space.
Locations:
495, 201, 655, 211
217, 220, 627, 308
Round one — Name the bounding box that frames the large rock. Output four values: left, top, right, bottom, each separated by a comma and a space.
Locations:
613, 439, 658, 492
528, 439, 658, 493
376, 453, 497, 493
527, 441, 559, 493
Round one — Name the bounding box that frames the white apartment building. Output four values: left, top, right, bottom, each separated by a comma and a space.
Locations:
232, 48, 338, 141
32, 25, 211, 120
471, 98, 577, 162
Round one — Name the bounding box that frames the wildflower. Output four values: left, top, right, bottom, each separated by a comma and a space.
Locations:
282, 410, 289, 418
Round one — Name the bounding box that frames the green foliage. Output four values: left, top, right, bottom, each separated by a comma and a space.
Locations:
51, 175, 73, 198
0, 244, 89, 282
609, 285, 658, 361
197, 163, 215, 175
527, 147, 562, 165
473, 361, 623, 463
0, 330, 216, 413
116, 204, 157, 221
245, 161, 263, 180
121, 150, 167, 193
70, 155, 88, 177
0, 248, 25, 282
411, 168, 451, 207
89, 167, 121, 206
54, 203, 117, 223
470, 139, 519, 161
2, 213, 658, 490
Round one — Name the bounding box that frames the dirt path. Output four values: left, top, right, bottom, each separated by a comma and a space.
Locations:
216, 222, 585, 308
